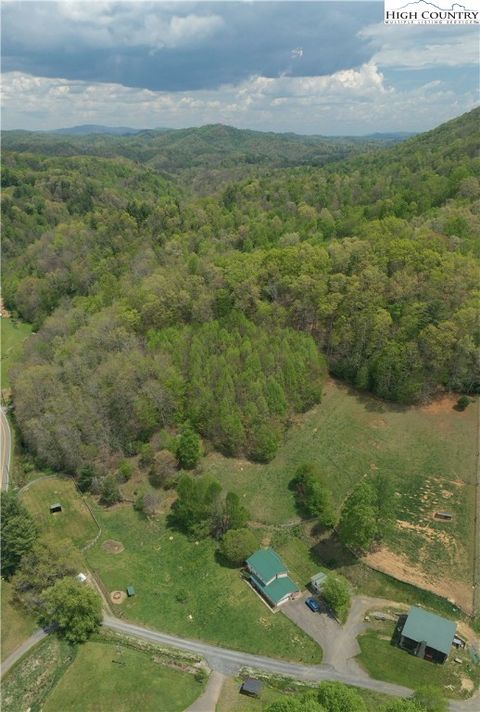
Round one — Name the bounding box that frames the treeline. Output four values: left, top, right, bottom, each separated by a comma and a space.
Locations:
4, 108, 480, 477
1, 491, 101, 643
13, 306, 325, 474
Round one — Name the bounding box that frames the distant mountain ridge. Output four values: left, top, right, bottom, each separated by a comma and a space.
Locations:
2, 123, 414, 180
50, 124, 145, 136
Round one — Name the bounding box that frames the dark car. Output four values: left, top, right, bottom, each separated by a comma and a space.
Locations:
305, 597, 321, 613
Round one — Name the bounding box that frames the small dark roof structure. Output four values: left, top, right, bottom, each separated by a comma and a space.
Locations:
126, 585, 136, 597
240, 678, 263, 698
49, 503, 62, 513
402, 606, 456, 656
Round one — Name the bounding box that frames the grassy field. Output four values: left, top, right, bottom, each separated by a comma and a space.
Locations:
21, 477, 99, 549
43, 640, 204, 712
357, 621, 479, 699
86, 504, 322, 663
2, 631, 205, 712
206, 380, 477, 604
1, 317, 32, 390
1, 579, 36, 662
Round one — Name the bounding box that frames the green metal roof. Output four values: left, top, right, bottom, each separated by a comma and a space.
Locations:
246, 548, 287, 584
402, 606, 456, 656
251, 573, 299, 605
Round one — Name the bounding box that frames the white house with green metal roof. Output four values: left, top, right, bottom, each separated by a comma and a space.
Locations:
246, 548, 299, 608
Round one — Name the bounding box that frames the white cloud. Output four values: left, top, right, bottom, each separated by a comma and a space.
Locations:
2, 65, 477, 135
359, 22, 479, 68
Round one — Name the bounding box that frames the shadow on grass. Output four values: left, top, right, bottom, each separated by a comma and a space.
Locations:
332, 376, 410, 415
214, 549, 244, 570
309, 531, 357, 571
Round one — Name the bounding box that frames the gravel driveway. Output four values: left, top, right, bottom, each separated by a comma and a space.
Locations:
283, 593, 395, 676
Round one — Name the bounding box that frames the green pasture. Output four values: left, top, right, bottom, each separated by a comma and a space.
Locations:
21, 477, 99, 549
86, 505, 322, 663
206, 380, 477, 586
1, 579, 36, 662
1, 318, 32, 390
43, 640, 204, 712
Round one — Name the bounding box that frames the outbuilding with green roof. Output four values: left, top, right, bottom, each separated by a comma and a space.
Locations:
399, 606, 456, 664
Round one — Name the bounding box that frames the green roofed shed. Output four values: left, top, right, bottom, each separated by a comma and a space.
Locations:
400, 606, 456, 663
126, 586, 136, 597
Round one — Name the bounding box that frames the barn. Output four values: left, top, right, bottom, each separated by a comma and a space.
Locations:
399, 606, 456, 664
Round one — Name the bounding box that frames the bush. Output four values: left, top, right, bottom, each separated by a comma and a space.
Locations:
117, 460, 133, 482
99, 475, 122, 506
456, 395, 471, 411
149, 449, 178, 488
194, 668, 208, 684
219, 528, 258, 566
139, 443, 154, 468
322, 574, 351, 621
247, 424, 279, 463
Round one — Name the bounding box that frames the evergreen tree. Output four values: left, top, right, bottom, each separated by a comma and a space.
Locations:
177, 424, 201, 469
1, 492, 37, 578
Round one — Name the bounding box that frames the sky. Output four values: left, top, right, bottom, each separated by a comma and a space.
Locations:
1, 1, 479, 134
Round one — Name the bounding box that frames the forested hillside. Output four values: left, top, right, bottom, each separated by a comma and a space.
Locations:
2, 124, 395, 177
3, 108, 479, 479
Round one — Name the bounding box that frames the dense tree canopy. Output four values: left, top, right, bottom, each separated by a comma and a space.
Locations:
38, 577, 102, 643
3, 108, 479, 485
1, 492, 37, 578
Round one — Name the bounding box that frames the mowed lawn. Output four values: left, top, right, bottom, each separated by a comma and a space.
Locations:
1, 318, 32, 390
86, 505, 322, 663
1, 580, 36, 662
206, 380, 477, 585
21, 478, 99, 549
357, 624, 479, 699
43, 640, 203, 712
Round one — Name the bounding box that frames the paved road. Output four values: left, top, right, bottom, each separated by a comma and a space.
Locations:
103, 616, 412, 697
0, 407, 12, 490
184, 671, 225, 712
0, 629, 47, 677
284, 593, 393, 676
2, 618, 478, 712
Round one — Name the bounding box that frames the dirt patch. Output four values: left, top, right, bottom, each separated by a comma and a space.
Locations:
461, 677, 474, 692
110, 590, 127, 604
0, 298, 11, 317
419, 395, 462, 414
370, 418, 388, 429
396, 519, 455, 549
364, 546, 473, 614
441, 489, 454, 499
102, 539, 124, 554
